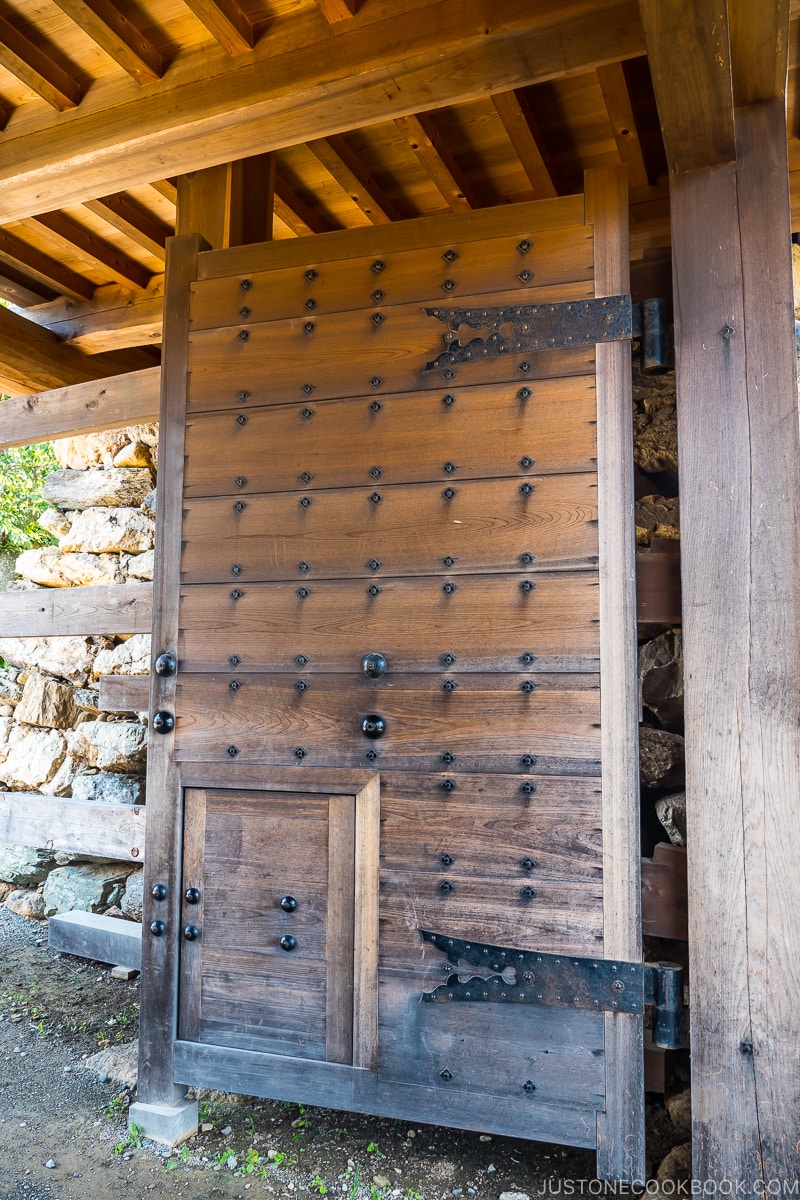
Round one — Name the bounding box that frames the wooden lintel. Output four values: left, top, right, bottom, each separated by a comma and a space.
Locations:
0, 366, 160, 448
28, 211, 152, 293
639, 0, 735, 174
0, 793, 145, 862
394, 112, 480, 211
49, 911, 143, 968
182, 0, 254, 56
0, 0, 646, 223
0, 581, 152, 636
49, 0, 164, 85
491, 89, 558, 199
0, 12, 82, 111
99, 673, 150, 712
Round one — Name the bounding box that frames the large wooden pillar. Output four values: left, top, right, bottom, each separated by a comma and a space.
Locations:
671, 100, 800, 1184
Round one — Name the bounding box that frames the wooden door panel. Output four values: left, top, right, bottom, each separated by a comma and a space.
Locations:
181, 474, 599, 583
189, 225, 594, 331
173, 674, 601, 773
178, 573, 601, 674
183, 378, 597, 497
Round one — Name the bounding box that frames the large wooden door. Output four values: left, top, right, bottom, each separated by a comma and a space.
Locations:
143, 171, 642, 1180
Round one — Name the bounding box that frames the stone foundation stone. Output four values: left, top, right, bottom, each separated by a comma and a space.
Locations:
120, 868, 144, 921
44, 468, 154, 510
0, 725, 67, 790
71, 771, 144, 806
43, 862, 135, 915
5, 888, 46, 920
0, 844, 55, 886
14, 547, 122, 588
14, 672, 78, 729
67, 720, 147, 772
0, 636, 105, 685
93, 634, 151, 678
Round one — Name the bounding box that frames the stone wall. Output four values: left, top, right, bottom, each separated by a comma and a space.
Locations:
0, 426, 157, 922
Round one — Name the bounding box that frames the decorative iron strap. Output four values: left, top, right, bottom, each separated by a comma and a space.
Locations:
423, 294, 633, 371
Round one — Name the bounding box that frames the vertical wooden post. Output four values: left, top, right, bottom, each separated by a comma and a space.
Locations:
176, 153, 275, 248
586, 167, 644, 1184
672, 100, 800, 1185
137, 233, 203, 1106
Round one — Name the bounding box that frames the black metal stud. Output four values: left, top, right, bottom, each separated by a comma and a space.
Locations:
231, 563, 243, 576
151, 883, 168, 901
295, 680, 309, 693
367, 558, 382, 571
519, 361, 532, 374
520, 482, 534, 497
441, 679, 458, 694
521, 754, 537, 768
520, 781, 537, 795
519, 552, 535, 566
442, 582, 457, 595
230, 588, 243, 601
237, 389, 250, 403
294, 746, 307, 759
229, 679, 241, 692
443, 461, 456, 474
442, 249, 459, 263
300, 496, 312, 509
280, 934, 297, 951
304, 322, 315, 335
521, 680, 537, 694
367, 584, 381, 597
520, 580, 535, 593
305, 298, 316, 311
370, 492, 383, 504
233, 499, 246, 513
370, 376, 383, 389
520, 652, 536, 666
519, 455, 534, 470
240, 278, 253, 291
370, 400, 382, 413
152, 711, 174, 734
371, 312, 385, 327
441, 751, 455, 765
304, 268, 318, 282
300, 472, 313, 484
239, 305, 251, 319
280, 895, 298, 912
439, 880, 455, 892
361, 714, 386, 738
238, 329, 250, 342
518, 386, 532, 401
439, 853, 454, 865
440, 1068, 453, 1081
371, 260, 385, 273
295, 654, 309, 667
150, 920, 165, 937
442, 278, 457, 293
365, 748, 378, 761
227, 744, 239, 757
521, 858, 536, 871
184, 924, 200, 942
236, 414, 248, 428
443, 369, 456, 380
297, 586, 310, 599
518, 270, 533, 284
371, 289, 385, 303
517, 239, 532, 254
521, 887, 537, 900
362, 653, 388, 678
235, 476, 247, 489
442, 557, 455, 569
301, 407, 314, 420
441, 778, 456, 792
442, 394, 455, 406
440, 652, 457, 667
155, 651, 177, 677
442, 487, 457, 501
298, 561, 310, 573
369, 466, 382, 479
229, 654, 241, 668
302, 383, 315, 396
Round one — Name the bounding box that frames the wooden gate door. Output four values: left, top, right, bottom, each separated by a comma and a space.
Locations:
141, 168, 643, 1181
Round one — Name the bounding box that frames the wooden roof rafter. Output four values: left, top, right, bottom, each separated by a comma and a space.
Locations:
0, 5, 82, 111
49, 0, 164, 86
394, 112, 480, 211
27, 210, 153, 292
181, 0, 255, 56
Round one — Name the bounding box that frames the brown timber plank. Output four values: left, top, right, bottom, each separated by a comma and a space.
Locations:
325, 794, 356, 1065
178, 788, 206, 1042
98, 674, 150, 712
728, 0, 790, 105
177, 573, 600, 674
180, 474, 598, 583
586, 167, 643, 1182
0, 793, 144, 862
189, 225, 593, 329
641, 843, 687, 941
49, 0, 164, 85
353, 775, 379, 1070
183, 379, 597, 493
0, 582, 152, 637
0, 368, 160, 449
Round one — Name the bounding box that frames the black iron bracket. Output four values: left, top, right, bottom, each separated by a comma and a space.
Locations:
419, 929, 684, 1050
422, 294, 672, 375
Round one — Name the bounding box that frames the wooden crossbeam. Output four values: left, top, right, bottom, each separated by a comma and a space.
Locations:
394, 112, 480, 211
182, 0, 254, 56
150, 179, 178, 206
177, 157, 276, 249
596, 62, 650, 192
0, 9, 82, 111
491, 89, 557, 199
314, 0, 358, 22
0, 581, 152, 636
28, 281, 165, 353
0, 228, 94, 301
307, 136, 402, 224
84, 195, 170, 261
274, 176, 335, 236
0, 303, 156, 395
0, 0, 646, 222
729, 0, 790, 105
0, 367, 160, 448
0, 263, 56, 307
29, 211, 153, 292
0, 793, 145, 862
49, 0, 164, 85
99, 673, 150, 712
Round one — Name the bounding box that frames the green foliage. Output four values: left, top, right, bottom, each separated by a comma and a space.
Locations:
0, 438, 58, 554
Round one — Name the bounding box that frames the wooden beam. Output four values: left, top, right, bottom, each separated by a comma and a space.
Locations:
728, 0, 790, 106
0, 582, 152, 635
29, 211, 153, 292
641, 843, 687, 941
0, 0, 646, 223
0, 263, 57, 307
672, 101, 800, 1186
394, 112, 481, 211
0, 794, 145, 863
313, 0, 358, 22
177, 156, 276, 248
151, 179, 178, 206
635, 541, 681, 625
638, 0, 734, 173
49, 911, 143, 967
84, 195, 170, 261
274, 175, 334, 236
491, 88, 558, 199
27, 282, 165, 354
0, 367, 160, 448
0, 10, 82, 111
99, 673, 150, 712
181, 0, 254, 56
0, 303, 157, 396
307, 136, 402, 224
0, 228, 95, 302
49, 0, 164, 85
596, 62, 650, 191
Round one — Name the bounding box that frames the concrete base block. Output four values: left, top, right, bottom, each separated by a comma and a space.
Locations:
128, 1098, 198, 1146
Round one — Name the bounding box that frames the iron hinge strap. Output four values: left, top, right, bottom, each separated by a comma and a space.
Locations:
418, 929, 684, 1050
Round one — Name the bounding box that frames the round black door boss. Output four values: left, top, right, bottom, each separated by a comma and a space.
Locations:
280, 935, 297, 951
154, 651, 177, 677
362, 652, 388, 678
361, 714, 386, 738
152, 711, 175, 734
183, 925, 200, 941
280, 895, 298, 912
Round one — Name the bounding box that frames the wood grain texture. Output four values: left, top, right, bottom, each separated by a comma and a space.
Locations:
673, 104, 800, 1186
138, 234, 203, 1107
177, 787, 206, 1043
491, 89, 558, 199
353, 775, 380, 1070
98, 673, 150, 712
0, 368, 160, 449
639, 0, 735, 173
640, 843, 687, 941
0, 792, 145, 862
585, 168, 643, 1183
394, 113, 482, 211
178, 573, 601, 674
325, 794, 356, 1064
0, 12, 82, 110
729, 0, 790, 106
0, 582, 152, 636
50, 0, 164, 85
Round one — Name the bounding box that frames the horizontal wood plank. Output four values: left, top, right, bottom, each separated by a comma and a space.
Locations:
0, 582, 152, 636
48, 911, 142, 967
0, 368, 161, 450
0, 793, 144, 862
98, 673, 150, 712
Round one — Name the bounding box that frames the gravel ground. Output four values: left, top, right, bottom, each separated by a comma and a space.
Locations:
0, 907, 684, 1199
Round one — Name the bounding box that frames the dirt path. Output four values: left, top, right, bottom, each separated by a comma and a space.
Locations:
0, 908, 682, 1199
